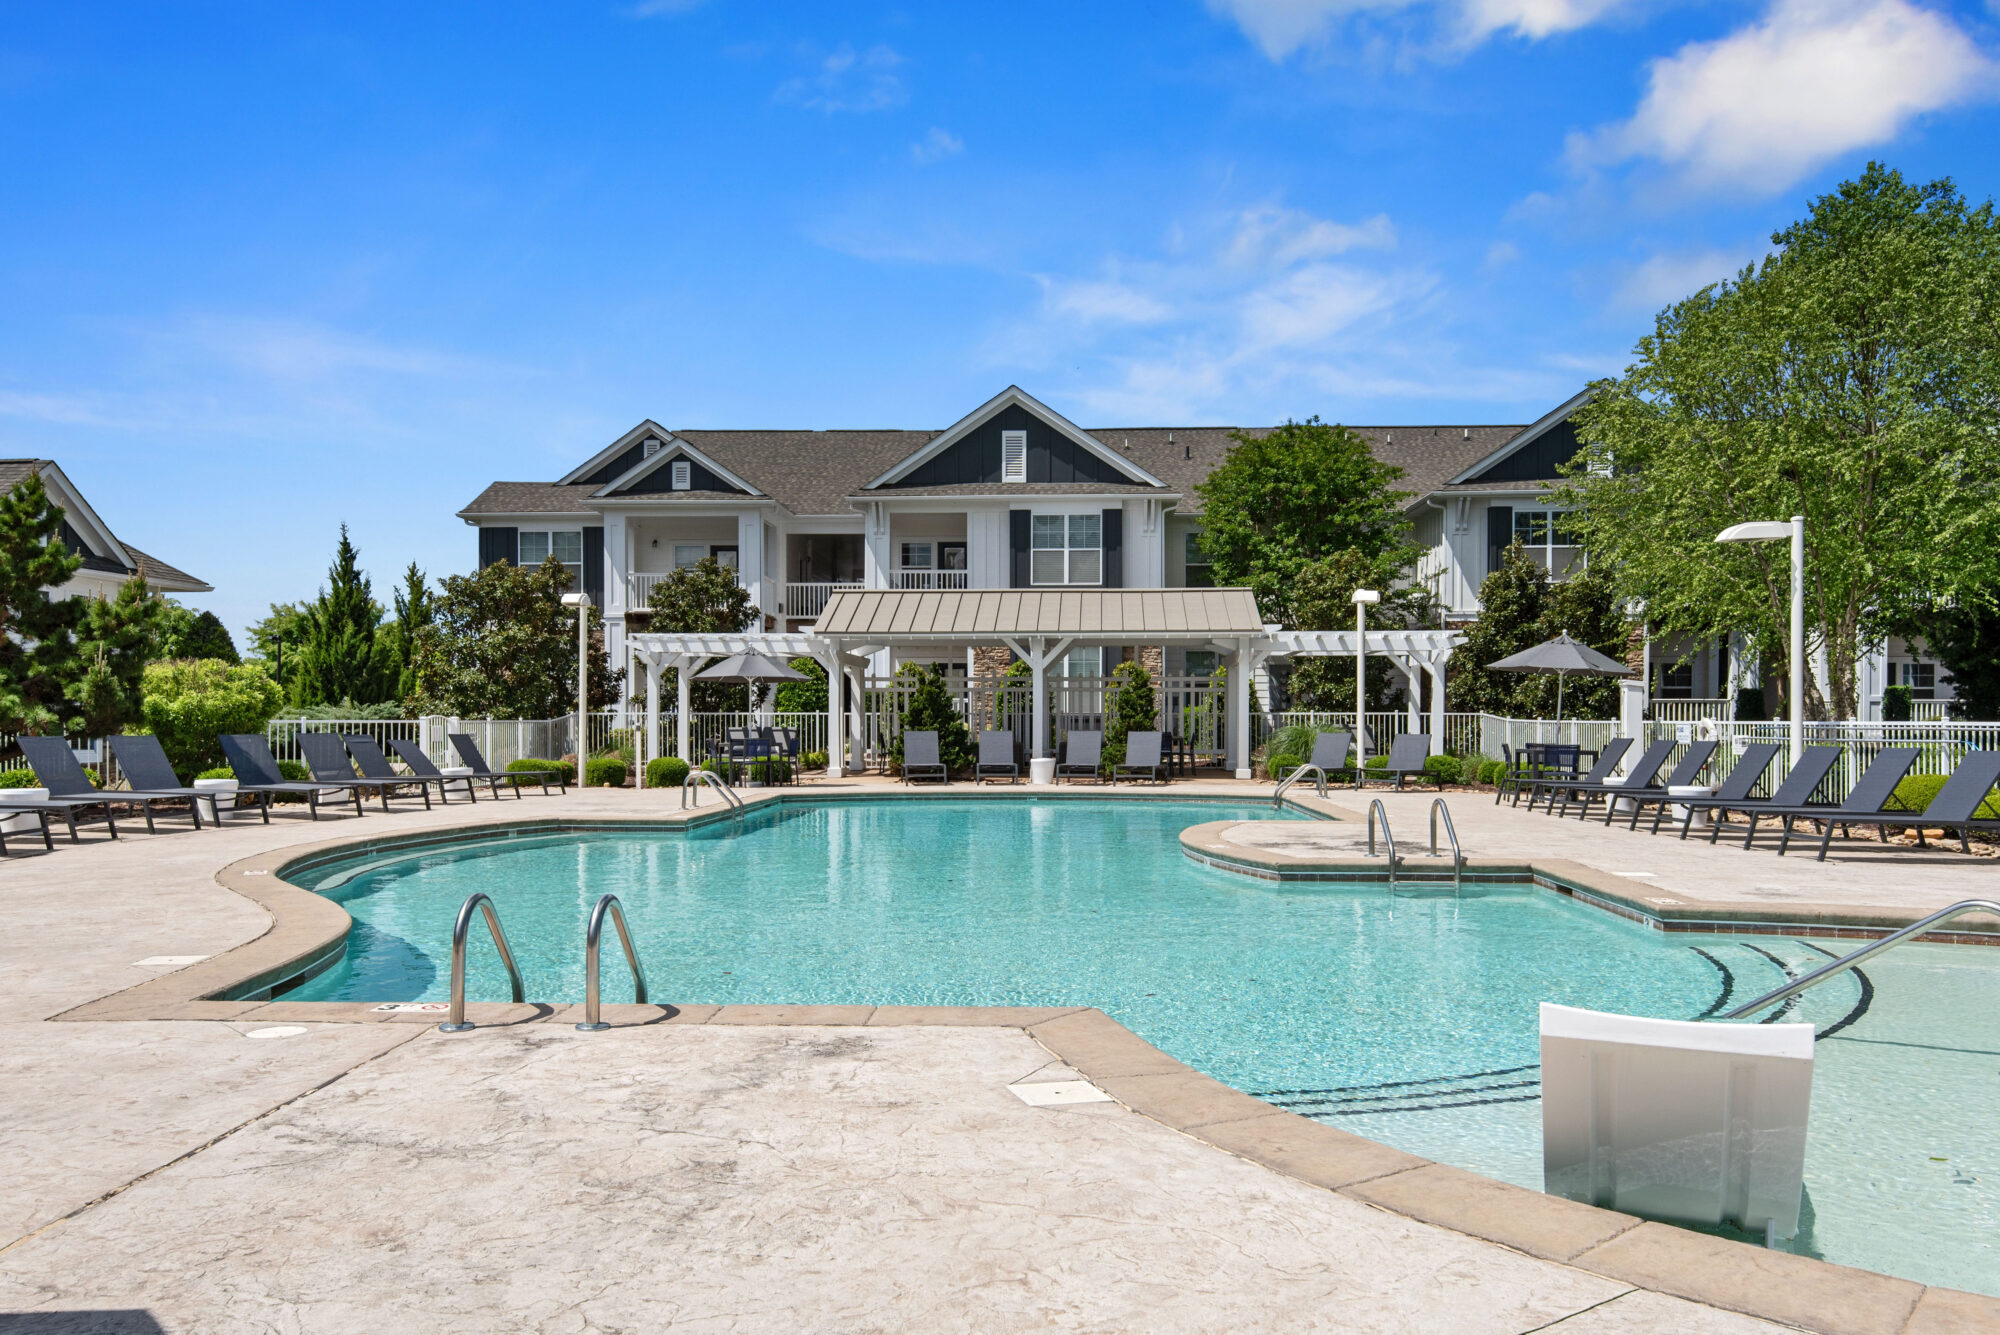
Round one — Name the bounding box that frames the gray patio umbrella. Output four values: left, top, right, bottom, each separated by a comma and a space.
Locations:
696, 651, 808, 711
1485, 633, 1632, 722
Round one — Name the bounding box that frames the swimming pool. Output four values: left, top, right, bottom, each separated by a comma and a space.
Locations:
286, 798, 1998, 1294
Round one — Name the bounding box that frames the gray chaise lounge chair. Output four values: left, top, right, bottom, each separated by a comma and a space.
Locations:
901, 730, 948, 784
108, 733, 226, 827
1552, 739, 1670, 820
975, 730, 1018, 784
1114, 730, 1166, 784
297, 732, 424, 812
345, 735, 453, 807
450, 734, 564, 796
1058, 730, 1102, 783
1759, 747, 1920, 859
221, 734, 364, 821
1278, 731, 1351, 785
389, 738, 481, 803
1701, 745, 1842, 847
19, 734, 195, 836
1671, 742, 1781, 840
1851, 751, 2000, 856
1357, 734, 1438, 790
1609, 740, 1719, 832
1526, 738, 1631, 812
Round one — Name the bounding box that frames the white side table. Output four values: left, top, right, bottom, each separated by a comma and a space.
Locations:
1602, 775, 1637, 815
0, 788, 50, 834
1668, 784, 1716, 830
1029, 757, 1057, 786
192, 776, 239, 822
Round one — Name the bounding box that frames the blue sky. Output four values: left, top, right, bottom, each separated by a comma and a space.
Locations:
3, 1, 1996, 642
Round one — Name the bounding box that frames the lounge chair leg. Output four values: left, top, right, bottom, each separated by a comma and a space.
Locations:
40, 813, 54, 851
1818, 823, 1835, 861
258, 794, 271, 825
1777, 816, 1793, 856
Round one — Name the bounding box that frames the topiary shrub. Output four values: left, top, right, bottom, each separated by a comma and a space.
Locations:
1473, 756, 1506, 786
1102, 660, 1158, 771
1425, 754, 1464, 785
890, 662, 972, 775
1733, 687, 1770, 722
584, 756, 627, 788
196, 767, 234, 781
1364, 755, 1387, 770
1889, 773, 2000, 818
1882, 685, 1914, 722
509, 757, 575, 787
647, 756, 690, 789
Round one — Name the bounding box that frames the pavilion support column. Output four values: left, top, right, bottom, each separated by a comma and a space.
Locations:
845, 666, 867, 770
1426, 661, 1446, 749
1030, 636, 1050, 760
675, 654, 692, 764
823, 640, 845, 779
645, 655, 661, 783
1228, 638, 1252, 779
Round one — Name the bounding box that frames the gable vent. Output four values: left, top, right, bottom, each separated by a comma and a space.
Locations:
643, 437, 663, 458
671, 460, 691, 491
1001, 430, 1027, 483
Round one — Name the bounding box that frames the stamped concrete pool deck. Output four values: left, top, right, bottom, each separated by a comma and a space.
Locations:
1, 778, 1995, 1333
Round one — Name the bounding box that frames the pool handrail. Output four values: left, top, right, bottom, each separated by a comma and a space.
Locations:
1429, 798, 1463, 893
682, 769, 743, 810
576, 894, 649, 1032
1273, 764, 1329, 805
1721, 898, 2000, 1020
1367, 799, 1397, 889
438, 891, 526, 1033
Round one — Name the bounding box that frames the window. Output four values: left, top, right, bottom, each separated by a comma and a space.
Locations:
1513, 508, 1583, 577
1032, 513, 1100, 585
518, 530, 584, 591
1182, 650, 1219, 677
899, 541, 934, 570
670, 460, 691, 491
1062, 647, 1102, 677
940, 542, 966, 571
1656, 659, 1694, 699
1184, 531, 1213, 588
1901, 661, 1937, 700
710, 545, 738, 570
1001, 429, 1027, 483
671, 543, 707, 569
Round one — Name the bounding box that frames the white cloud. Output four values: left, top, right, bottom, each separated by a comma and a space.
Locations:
1608, 246, 1761, 311
1204, 0, 1409, 59
627, 0, 706, 15
1223, 204, 1396, 266
910, 126, 963, 165
1575, 0, 1996, 191
1456, 0, 1633, 39
775, 44, 907, 114
1483, 240, 1521, 269
1208, 0, 1645, 55
1038, 276, 1174, 325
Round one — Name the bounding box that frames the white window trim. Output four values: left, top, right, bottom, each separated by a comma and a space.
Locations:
1001, 430, 1027, 483
518, 529, 585, 590
670, 460, 692, 491
1030, 512, 1102, 587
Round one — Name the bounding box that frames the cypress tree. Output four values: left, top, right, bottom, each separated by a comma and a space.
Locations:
0, 472, 83, 735
291, 525, 388, 707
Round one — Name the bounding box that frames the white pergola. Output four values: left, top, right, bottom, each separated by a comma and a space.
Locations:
627, 591, 1462, 780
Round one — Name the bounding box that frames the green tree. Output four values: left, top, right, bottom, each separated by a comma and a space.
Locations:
1556, 164, 2000, 720
1193, 418, 1418, 624
1448, 547, 1629, 719
773, 657, 828, 713
1902, 596, 2000, 720
892, 661, 972, 772
1281, 548, 1438, 712
290, 525, 389, 707
646, 557, 761, 713
1102, 659, 1157, 769
155, 603, 239, 663
71, 577, 167, 738
0, 471, 83, 735
140, 659, 285, 778
379, 562, 434, 703
410, 556, 622, 718
245, 602, 311, 687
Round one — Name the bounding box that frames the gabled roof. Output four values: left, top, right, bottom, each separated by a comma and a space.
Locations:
1446, 388, 1593, 485
557, 420, 673, 487
592, 435, 764, 499
0, 459, 211, 592
864, 385, 1166, 490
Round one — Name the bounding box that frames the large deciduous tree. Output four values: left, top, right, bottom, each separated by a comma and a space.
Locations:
1556, 164, 2000, 721
646, 557, 761, 713
410, 556, 621, 718
1280, 548, 1439, 711
1193, 418, 1418, 625
1449, 547, 1630, 719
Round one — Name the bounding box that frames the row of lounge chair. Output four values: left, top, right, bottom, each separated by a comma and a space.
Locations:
1509, 736, 2000, 861
1272, 731, 1444, 790
0, 732, 564, 854
899, 729, 1174, 785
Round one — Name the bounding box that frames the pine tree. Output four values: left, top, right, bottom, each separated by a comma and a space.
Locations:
291, 525, 388, 707
383, 562, 433, 703
0, 472, 83, 735
72, 576, 166, 737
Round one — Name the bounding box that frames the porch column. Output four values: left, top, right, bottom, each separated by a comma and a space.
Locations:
1228, 638, 1251, 778
675, 654, 692, 763
737, 511, 766, 622
1030, 635, 1049, 760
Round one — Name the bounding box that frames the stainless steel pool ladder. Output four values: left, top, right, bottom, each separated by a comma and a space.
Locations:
1429, 798, 1463, 893
1721, 898, 2000, 1020
1272, 764, 1329, 805
576, 894, 649, 1032
1367, 799, 1398, 888
438, 892, 526, 1033
682, 770, 744, 811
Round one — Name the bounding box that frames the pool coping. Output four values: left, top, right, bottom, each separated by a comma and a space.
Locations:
46, 796, 2000, 1334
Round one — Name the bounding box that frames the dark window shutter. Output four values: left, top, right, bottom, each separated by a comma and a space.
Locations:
478, 526, 517, 570
1101, 508, 1123, 588
583, 527, 604, 607
1009, 510, 1030, 589
1486, 506, 1513, 579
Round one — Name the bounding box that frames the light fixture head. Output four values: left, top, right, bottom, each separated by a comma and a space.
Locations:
561, 593, 588, 608
1714, 520, 1793, 543
1352, 589, 1382, 605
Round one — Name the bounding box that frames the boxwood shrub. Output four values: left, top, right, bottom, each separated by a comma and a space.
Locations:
1424, 754, 1464, 785
0, 768, 42, 788
646, 757, 690, 789
508, 757, 575, 787
584, 756, 628, 788
1889, 773, 2000, 818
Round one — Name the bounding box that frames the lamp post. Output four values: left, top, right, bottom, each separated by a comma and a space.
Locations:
1353, 589, 1381, 784
561, 592, 589, 773
1715, 516, 1804, 759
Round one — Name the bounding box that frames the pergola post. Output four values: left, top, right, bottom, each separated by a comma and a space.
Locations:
643, 655, 661, 785
1030, 635, 1049, 760
1228, 637, 1252, 778
824, 638, 844, 778
1427, 660, 1446, 748
675, 653, 692, 764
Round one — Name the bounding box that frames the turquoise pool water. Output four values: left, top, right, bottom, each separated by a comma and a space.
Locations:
287, 798, 1998, 1294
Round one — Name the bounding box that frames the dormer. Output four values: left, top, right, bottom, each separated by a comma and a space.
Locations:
864, 386, 1166, 491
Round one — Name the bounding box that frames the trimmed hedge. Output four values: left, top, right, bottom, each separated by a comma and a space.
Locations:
0, 768, 42, 789
584, 757, 628, 788
1424, 754, 1464, 784
1890, 773, 2000, 819
646, 757, 690, 788
508, 757, 575, 787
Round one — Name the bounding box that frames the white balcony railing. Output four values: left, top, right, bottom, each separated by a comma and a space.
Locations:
784, 581, 864, 620
895, 569, 970, 591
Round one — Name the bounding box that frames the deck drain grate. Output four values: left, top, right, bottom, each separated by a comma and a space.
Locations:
1009, 1080, 1113, 1107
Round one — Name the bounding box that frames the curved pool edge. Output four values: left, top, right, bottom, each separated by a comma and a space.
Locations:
1179, 821, 2000, 945
44, 797, 2000, 1331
